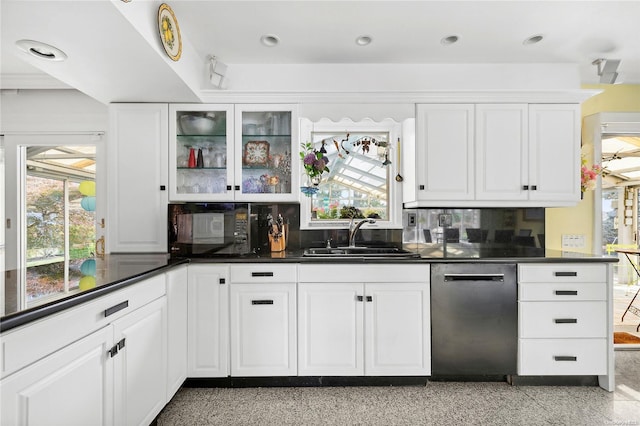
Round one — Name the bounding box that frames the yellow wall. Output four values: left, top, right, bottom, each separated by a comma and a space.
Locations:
546, 84, 640, 253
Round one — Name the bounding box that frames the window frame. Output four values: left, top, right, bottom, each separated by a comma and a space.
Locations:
299, 118, 403, 230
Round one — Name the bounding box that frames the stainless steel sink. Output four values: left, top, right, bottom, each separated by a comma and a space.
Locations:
302, 246, 420, 258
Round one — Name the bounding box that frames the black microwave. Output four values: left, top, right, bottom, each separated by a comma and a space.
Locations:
168, 203, 250, 257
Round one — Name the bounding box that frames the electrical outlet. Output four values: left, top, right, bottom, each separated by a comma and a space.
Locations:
561, 234, 586, 249
407, 212, 416, 227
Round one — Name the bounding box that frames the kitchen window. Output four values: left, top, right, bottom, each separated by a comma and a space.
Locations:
299, 118, 402, 229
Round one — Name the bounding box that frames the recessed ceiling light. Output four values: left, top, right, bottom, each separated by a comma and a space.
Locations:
260, 34, 280, 47
440, 35, 459, 46
16, 39, 67, 61
523, 35, 544, 45
355, 35, 373, 46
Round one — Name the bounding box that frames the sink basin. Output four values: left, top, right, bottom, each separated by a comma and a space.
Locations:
303, 247, 420, 258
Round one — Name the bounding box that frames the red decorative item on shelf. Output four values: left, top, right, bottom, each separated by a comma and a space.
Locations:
188, 148, 196, 168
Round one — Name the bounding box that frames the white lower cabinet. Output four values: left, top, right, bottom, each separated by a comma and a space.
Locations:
0, 279, 168, 426
230, 283, 297, 376
187, 264, 229, 377
0, 326, 114, 426
298, 264, 430, 376
229, 264, 297, 376
113, 297, 167, 426
518, 263, 609, 377
166, 266, 188, 399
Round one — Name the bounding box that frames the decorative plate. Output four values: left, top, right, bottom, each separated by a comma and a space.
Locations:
243, 141, 270, 166
158, 3, 182, 61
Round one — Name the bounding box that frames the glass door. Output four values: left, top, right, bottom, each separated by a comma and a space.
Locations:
169, 104, 234, 201
3, 133, 105, 314
234, 104, 298, 201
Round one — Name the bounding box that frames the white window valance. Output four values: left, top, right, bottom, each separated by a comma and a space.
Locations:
298, 103, 414, 123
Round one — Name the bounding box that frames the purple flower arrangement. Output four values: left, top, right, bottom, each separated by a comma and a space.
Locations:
300, 141, 330, 181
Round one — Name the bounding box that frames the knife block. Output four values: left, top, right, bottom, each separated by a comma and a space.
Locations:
269, 224, 287, 252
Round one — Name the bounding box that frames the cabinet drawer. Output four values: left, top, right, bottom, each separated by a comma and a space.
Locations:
519, 301, 606, 338
1, 275, 165, 379
298, 264, 430, 283
519, 339, 607, 375
230, 264, 296, 283
518, 264, 606, 283
519, 282, 606, 301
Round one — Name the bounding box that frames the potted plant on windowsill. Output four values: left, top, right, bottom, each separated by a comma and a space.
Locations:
300, 141, 330, 196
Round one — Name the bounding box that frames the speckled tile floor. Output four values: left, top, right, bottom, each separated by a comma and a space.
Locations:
157, 351, 640, 426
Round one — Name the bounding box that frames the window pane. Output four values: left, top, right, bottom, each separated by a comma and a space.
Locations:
309, 132, 389, 220
26, 175, 65, 301
68, 181, 95, 290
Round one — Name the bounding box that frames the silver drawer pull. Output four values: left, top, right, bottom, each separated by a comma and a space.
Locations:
444, 274, 504, 282
251, 272, 274, 277
104, 301, 128, 317
554, 356, 577, 362
554, 318, 578, 324
555, 290, 578, 296
554, 271, 577, 277
251, 300, 274, 305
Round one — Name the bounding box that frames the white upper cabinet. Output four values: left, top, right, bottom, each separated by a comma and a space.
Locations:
475, 104, 529, 201
169, 104, 235, 201
527, 104, 581, 203
233, 104, 299, 202
413, 104, 475, 201
108, 103, 168, 253
406, 103, 580, 207
168, 104, 299, 202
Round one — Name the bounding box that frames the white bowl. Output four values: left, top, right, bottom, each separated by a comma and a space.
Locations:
179, 115, 217, 135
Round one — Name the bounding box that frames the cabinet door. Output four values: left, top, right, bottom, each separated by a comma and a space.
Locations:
365, 283, 430, 376
528, 104, 580, 202
187, 265, 229, 377
475, 104, 529, 201
166, 265, 188, 401
298, 283, 363, 376
108, 103, 168, 252
233, 104, 299, 201
415, 104, 474, 201
0, 327, 113, 426
113, 296, 167, 426
230, 283, 296, 376
169, 104, 234, 201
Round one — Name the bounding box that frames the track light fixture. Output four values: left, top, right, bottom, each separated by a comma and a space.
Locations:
208, 55, 228, 89
592, 58, 621, 84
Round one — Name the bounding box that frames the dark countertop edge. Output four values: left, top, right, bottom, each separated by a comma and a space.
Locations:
0, 259, 189, 333
1, 252, 616, 333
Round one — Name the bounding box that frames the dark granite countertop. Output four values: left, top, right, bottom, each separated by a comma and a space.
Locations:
1, 254, 188, 333
2, 249, 616, 333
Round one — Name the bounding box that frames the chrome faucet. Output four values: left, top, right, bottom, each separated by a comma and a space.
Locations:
348, 218, 376, 247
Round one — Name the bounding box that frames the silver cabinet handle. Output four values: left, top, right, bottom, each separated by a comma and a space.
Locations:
555, 290, 578, 296
251, 272, 274, 277
251, 300, 274, 305
554, 318, 578, 324
104, 301, 128, 317
554, 356, 577, 362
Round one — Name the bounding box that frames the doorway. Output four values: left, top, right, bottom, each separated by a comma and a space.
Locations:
594, 113, 640, 342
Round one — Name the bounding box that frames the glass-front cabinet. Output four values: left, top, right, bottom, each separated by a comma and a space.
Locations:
169, 104, 298, 201
169, 104, 234, 201
234, 104, 298, 201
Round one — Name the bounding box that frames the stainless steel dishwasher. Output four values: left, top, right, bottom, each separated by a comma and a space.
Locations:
431, 263, 517, 378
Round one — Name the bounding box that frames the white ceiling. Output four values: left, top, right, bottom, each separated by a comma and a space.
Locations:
2, 0, 639, 104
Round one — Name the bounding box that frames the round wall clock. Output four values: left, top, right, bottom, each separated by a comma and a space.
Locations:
158, 3, 182, 61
